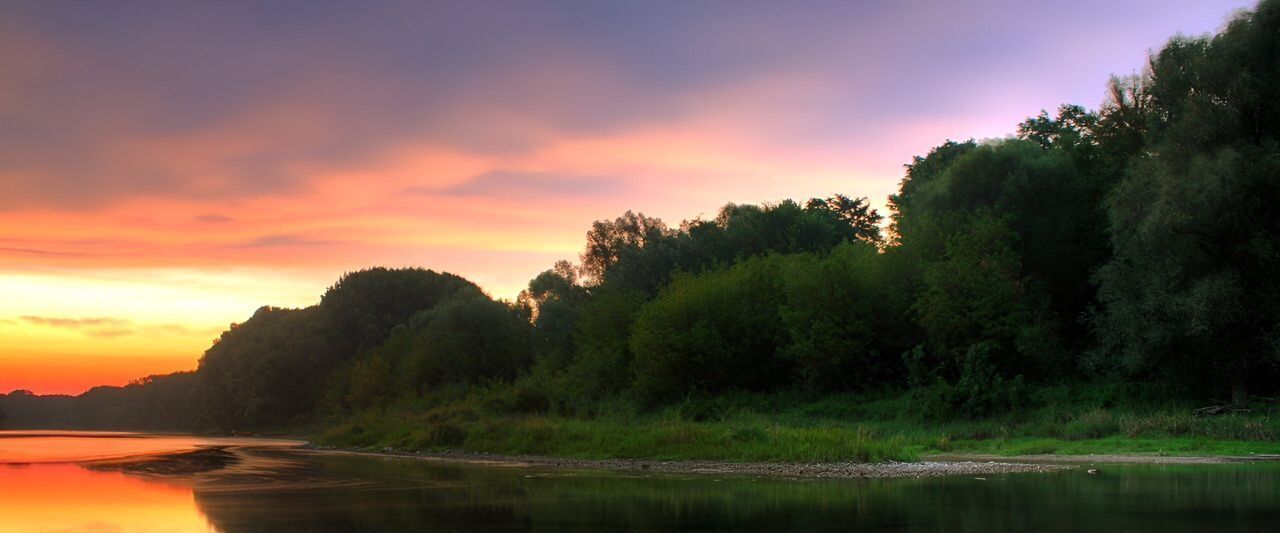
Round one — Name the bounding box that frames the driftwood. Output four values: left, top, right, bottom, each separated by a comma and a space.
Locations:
1193, 404, 1251, 416
1193, 396, 1280, 416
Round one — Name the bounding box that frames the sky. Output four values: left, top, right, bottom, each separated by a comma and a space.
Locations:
0, 0, 1255, 395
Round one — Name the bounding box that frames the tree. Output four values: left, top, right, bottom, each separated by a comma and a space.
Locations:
629, 256, 789, 403
399, 295, 533, 390
197, 306, 340, 429
320, 267, 482, 353
579, 211, 674, 285
344, 355, 395, 411
777, 242, 910, 390
566, 286, 648, 399
804, 194, 883, 245
915, 210, 1060, 383
517, 260, 588, 370
1096, 146, 1280, 403
890, 135, 1115, 350
1094, 0, 1280, 403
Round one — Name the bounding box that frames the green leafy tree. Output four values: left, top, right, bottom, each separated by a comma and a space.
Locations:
567, 286, 647, 399
891, 136, 1115, 351
804, 194, 883, 245
1095, 1, 1280, 403
629, 256, 789, 404
398, 295, 533, 390
344, 356, 395, 411
916, 210, 1060, 383
197, 306, 339, 429
579, 211, 674, 287
320, 267, 482, 353
517, 260, 588, 369
777, 242, 911, 390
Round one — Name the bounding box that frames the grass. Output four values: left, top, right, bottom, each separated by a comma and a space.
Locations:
316, 387, 1280, 463
320, 414, 915, 462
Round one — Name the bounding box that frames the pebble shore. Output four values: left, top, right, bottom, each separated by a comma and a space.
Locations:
304, 446, 1075, 479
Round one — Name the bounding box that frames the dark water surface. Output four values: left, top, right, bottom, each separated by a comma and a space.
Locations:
2, 432, 1279, 532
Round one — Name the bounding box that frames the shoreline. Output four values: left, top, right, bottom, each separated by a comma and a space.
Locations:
301, 446, 1075, 479
13, 430, 1278, 480
297, 445, 1280, 479
924, 452, 1280, 465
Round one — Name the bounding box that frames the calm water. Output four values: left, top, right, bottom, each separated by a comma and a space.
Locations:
2, 431, 1279, 532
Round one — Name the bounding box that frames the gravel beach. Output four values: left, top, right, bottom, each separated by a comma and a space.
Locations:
302, 447, 1075, 479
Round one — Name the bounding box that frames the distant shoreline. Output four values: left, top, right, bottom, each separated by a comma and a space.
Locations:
300, 446, 1075, 479
296, 445, 1280, 479
10, 431, 1279, 480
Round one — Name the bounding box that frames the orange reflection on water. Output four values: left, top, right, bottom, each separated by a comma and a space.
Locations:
0, 431, 209, 463
0, 463, 214, 532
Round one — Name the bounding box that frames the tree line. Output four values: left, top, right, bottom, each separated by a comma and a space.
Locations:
3, 0, 1278, 430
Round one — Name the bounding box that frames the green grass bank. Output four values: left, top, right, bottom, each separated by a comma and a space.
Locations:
315, 387, 1280, 463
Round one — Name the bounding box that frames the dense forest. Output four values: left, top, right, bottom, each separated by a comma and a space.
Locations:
4, 2, 1279, 447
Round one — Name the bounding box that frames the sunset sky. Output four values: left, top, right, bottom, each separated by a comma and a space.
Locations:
0, 0, 1253, 395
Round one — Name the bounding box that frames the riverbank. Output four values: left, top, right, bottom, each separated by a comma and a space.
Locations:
13, 430, 1279, 482
925, 453, 1280, 464
304, 446, 1073, 478
314, 391, 1280, 465
301, 445, 1280, 480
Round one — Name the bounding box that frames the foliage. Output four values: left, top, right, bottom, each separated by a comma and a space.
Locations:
321, 267, 482, 353
565, 286, 647, 400
629, 256, 789, 403
197, 306, 340, 429
916, 210, 1061, 381
776, 242, 911, 390
1094, 1, 1280, 403
516, 261, 587, 370
398, 294, 533, 390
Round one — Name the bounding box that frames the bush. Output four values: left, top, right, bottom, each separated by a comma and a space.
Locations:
630, 257, 789, 404
777, 242, 910, 391
410, 420, 467, 448
567, 287, 647, 399
399, 295, 533, 389
1062, 410, 1120, 440
953, 341, 1028, 417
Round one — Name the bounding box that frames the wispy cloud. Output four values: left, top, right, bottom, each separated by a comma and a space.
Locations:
235, 235, 342, 249
14, 315, 223, 339
195, 214, 234, 223
19, 316, 130, 329
0, 246, 85, 256
423, 170, 623, 199
18, 316, 133, 338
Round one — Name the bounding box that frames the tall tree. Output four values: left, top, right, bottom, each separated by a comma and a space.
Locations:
1095, 0, 1280, 403
804, 194, 884, 245
579, 211, 674, 286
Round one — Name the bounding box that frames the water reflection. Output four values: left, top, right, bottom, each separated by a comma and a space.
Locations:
0, 463, 213, 532
3, 433, 1280, 532
0, 430, 302, 463
192, 451, 1280, 532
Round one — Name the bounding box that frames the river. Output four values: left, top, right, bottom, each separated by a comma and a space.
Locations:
1, 431, 1278, 531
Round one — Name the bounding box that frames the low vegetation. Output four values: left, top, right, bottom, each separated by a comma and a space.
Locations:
315, 387, 1280, 462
